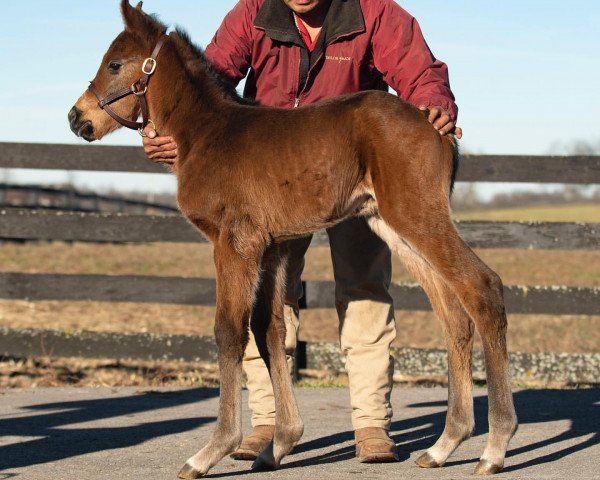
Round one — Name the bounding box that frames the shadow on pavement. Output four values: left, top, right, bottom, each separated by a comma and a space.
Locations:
0, 388, 218, 471
2, 388, 598, 476
272, 389, 600, 473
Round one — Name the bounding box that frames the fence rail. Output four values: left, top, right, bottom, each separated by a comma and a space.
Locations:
1, 143, 599, 381
1, 209, 598, 250
2, 328, 599, 384
0, 183, 177, 214
2, 142, 600, 183
1, 272, 598, 315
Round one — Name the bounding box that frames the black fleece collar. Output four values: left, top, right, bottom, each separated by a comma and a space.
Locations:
254, 0, 365, 46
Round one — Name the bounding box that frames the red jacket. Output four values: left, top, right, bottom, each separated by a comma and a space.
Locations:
205, 0, 457, 119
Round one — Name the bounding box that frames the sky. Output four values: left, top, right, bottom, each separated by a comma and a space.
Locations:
1, 0, 599, 196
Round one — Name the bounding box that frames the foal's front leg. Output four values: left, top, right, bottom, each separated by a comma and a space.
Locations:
178, 240, 263, 479
251, 243, 304, 470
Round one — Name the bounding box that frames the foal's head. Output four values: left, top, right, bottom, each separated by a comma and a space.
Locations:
68, 1, 165, 142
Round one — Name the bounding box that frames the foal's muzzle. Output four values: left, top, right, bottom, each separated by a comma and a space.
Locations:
68, 106, 95, 142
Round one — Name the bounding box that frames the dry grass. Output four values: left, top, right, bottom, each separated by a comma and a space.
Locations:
2, 301, 596, 353
0, 354, 350, 390
0, 355, 221, 389
453, 203, 600, 223
0, 356, 581, 390
1, 242, 599, 285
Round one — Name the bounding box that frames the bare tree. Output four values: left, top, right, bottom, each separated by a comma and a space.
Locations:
0, 169, 12, 185
451, 184, 482, 211
548, 137, 600, 155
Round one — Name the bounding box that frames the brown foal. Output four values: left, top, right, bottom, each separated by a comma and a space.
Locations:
69, 2, 517, 477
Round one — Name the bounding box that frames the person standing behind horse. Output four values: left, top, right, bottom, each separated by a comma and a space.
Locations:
143, 0, 461, 463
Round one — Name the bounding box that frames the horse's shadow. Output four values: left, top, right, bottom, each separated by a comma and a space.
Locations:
197, 388, 599, 478
279, 389, 600, 473
0, 387, 218, 471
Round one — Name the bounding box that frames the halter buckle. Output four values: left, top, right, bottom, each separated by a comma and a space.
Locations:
142, 58, 157, 75
133, 85, 148, 97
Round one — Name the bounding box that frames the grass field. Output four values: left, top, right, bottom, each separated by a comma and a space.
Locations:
1, 203, 598, 359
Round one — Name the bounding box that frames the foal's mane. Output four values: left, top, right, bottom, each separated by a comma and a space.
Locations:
170, 27, 256, 106
127, 1, 255, 106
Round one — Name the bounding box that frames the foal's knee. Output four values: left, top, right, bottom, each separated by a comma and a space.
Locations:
214, 320, 248, 361
483, 270, 505, 312
461, 269, 506, 326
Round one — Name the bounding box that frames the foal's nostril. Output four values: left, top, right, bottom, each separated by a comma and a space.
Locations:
68, 106, 81, 127
79, 122, 95, 143
68, 106, 91, 137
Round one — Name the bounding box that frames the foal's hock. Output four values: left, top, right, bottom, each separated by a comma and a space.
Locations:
69, 1, 517, 478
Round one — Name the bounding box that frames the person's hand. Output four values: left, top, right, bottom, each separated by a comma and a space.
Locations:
141, 125, 179, 164
420, 106, 463, 139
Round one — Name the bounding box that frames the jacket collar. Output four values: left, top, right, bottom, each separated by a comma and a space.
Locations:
254, 0, 365, 46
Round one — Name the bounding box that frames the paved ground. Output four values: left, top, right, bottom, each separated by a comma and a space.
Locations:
1, 387, 598, 479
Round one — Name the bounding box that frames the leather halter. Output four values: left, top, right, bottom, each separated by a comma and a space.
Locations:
88, 34, 169, 136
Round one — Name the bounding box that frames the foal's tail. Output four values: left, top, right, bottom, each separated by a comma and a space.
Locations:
444, 135, 460, 197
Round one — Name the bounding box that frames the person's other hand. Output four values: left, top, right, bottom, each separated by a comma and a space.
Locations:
142, 125, 178, 164
420, 106, 463, 139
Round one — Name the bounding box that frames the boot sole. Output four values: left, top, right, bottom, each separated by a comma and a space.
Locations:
230, 449, 259, 461
358, 453, 400, 463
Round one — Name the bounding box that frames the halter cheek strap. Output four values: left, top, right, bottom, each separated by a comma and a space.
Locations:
88, 34, 169, 137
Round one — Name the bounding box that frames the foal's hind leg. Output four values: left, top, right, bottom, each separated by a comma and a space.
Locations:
369, 218, 475, 467
178, 237, 263, 479
250, 243, 304, 470
416, 292, 476, 469
370, 213, 517, 474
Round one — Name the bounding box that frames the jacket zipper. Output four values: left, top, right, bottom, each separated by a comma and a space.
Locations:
294, 28, 364, 108
294, 48, 303, 108
295, 51, 323, 107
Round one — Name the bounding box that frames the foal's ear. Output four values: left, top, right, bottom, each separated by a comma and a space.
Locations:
121, 0, 140, 30
121, 0, 162, 36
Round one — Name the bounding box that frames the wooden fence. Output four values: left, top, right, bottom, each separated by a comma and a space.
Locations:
0, 183, 177, 214
0, 142, 599, 381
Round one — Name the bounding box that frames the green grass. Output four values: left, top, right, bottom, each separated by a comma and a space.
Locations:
453, 203, 600, 222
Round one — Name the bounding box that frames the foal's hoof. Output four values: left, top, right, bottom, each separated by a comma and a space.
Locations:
251, 452, 279, 471
474, 459, 503, 475
415, 452, 443, 468
251, 456, 279, 471
178, 463, 204, 479
250, 440, 280, 471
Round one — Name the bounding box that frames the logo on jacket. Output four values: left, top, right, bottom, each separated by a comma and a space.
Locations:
325, 55, 352, 64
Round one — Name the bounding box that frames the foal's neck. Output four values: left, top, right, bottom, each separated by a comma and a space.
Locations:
145, 38, 235, 158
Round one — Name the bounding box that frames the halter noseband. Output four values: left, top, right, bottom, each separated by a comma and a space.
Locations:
88, 34, 169, 137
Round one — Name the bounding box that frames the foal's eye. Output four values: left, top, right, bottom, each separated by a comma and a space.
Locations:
108, 62, 123, 74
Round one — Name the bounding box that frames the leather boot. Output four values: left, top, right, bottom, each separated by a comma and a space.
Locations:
230, 425, 275, 460
355, 427, 399, 463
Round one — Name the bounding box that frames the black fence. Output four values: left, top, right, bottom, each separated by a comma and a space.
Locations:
0, 183, 177, 214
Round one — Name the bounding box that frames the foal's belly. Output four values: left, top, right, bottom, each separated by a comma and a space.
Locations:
268, 188, 376, 242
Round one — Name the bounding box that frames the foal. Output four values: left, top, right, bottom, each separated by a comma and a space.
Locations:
69, 1, 517, 477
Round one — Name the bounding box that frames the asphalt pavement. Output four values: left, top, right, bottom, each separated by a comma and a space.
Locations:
1, 386, 598, 479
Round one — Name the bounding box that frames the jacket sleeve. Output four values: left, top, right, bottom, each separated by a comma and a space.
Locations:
204, 0, 255, 86
370, 0, 458, 119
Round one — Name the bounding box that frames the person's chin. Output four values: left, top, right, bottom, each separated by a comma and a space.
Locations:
287, 0, 318, 13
